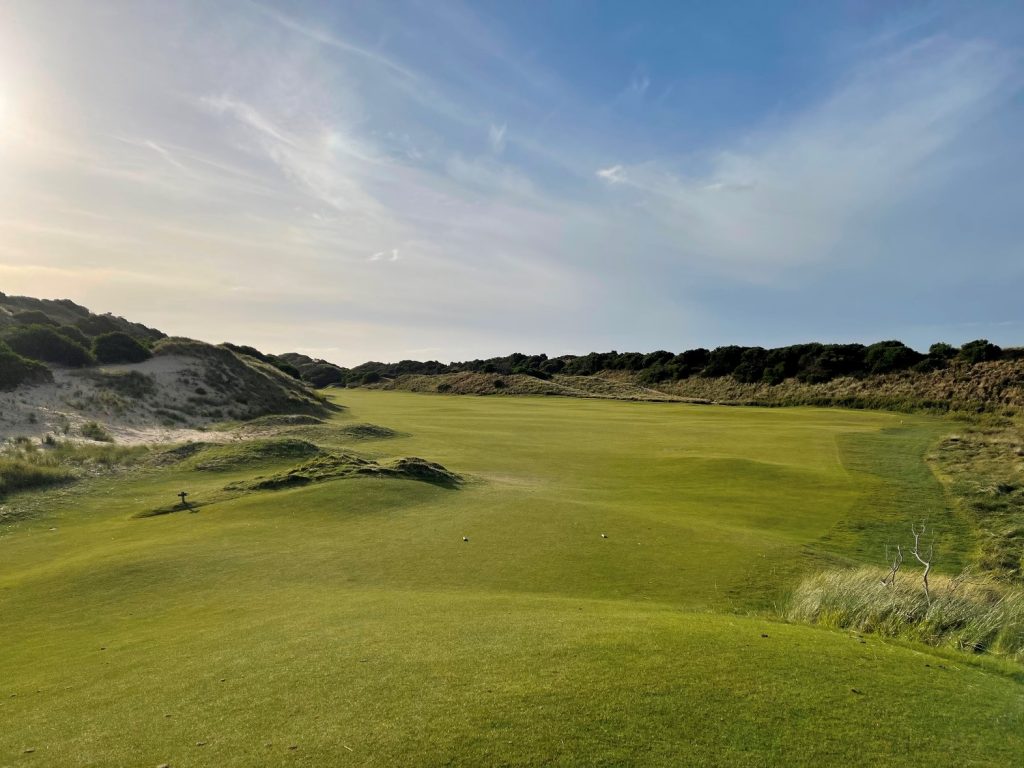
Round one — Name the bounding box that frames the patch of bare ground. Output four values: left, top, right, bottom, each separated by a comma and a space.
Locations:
0, 343, 334, 446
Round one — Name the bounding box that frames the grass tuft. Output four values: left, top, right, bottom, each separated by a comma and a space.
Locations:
0, 458, 72, 496
787, 567, 1024, 661
80, 420, 114, 442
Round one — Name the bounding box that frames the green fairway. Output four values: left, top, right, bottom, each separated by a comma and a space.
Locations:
1, 391, 1020, 766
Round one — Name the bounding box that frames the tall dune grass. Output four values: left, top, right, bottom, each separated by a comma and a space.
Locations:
0, 458, 71, 496
787, 567, 1024, 661
0, 438, 150, 499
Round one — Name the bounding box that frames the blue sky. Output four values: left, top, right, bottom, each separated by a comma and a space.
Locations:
1, 1, 1021, 365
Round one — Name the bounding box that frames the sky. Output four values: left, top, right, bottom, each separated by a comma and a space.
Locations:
0, 1, 1022, 366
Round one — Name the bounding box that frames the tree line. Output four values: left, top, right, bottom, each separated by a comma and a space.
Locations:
340, 339, 1012, 387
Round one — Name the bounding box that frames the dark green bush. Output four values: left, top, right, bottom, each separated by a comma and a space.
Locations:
641, 350, 673, 368
912, 357, 947, 373
74, 314, 122, 337
733, 347, 768, 383
703, 346, 747, 378
864, 341, 923, 374
302, 363, 346, 388
56, 325, 91, 347
637, 365, 672, 385
93, 332, 152, 364
270, 359, 302, 379
12, 310, 57, 327
796, 344, 866, 383
678, 348, 710, 370
4, 325, 95, 367
221, 342, 272, 362
929, 342, 957, 360
959, 339, 1003, 364
512, 366, 551, 380
0, 340, 53, 390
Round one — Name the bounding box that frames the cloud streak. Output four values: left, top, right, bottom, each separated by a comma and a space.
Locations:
599, 37, 1019, 270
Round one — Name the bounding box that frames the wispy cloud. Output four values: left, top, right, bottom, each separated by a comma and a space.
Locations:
599, 37, 1019, 269
488, 123, 507, 154
628, 72, 650, 97
596, 165, 626, 183
370, 248, 400, 262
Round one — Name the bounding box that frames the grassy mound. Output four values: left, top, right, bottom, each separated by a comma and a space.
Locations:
224, 453, 374, 490
186, 439, 322, 471
151, 442, 211, 465
383, 456, 461, 485
787, 567, 1024, 661
241, 414, 325, 428
153, 337, 333, 420
225, 452, 461, 492
336, 423, 400, 440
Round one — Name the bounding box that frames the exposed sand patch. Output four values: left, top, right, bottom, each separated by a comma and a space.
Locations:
2, 355, 244, 446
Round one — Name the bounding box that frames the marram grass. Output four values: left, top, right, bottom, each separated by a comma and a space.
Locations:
787, 567, 1024, 660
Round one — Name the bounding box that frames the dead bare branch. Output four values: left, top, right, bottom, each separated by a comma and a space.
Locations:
882, 544, 903, 587
910, 523, 933, 604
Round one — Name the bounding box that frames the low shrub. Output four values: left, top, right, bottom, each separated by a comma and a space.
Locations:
93, 332, 152, 364
12, 310, 58, 327
55, 325, 91, 347
302, 363, 346, 388
959, 339, 1002, 364
4, 325, 95, 367
271, 359, 303, 380
80, 421, 114, 442
0, 340, 53, 390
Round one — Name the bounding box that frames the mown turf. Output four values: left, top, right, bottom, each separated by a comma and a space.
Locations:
1, 391, 1020, 766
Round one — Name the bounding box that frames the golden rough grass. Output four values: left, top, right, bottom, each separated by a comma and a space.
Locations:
369, 359, 1024, 415
787, 566, 1024, 661
383, 371, 687, 400
655, 359, 1024, 413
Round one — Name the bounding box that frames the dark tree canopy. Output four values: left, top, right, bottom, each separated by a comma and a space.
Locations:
4, 325, 95, 367
959, 339, 1002, 364
93, 332, 152, 364
0, 340, 54, 390
337, 337, 1013, 390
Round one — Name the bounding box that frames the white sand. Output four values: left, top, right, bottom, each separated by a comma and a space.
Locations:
0, 355, 236, 446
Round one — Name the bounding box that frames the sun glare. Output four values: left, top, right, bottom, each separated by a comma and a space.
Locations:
0, 85, 11, 135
